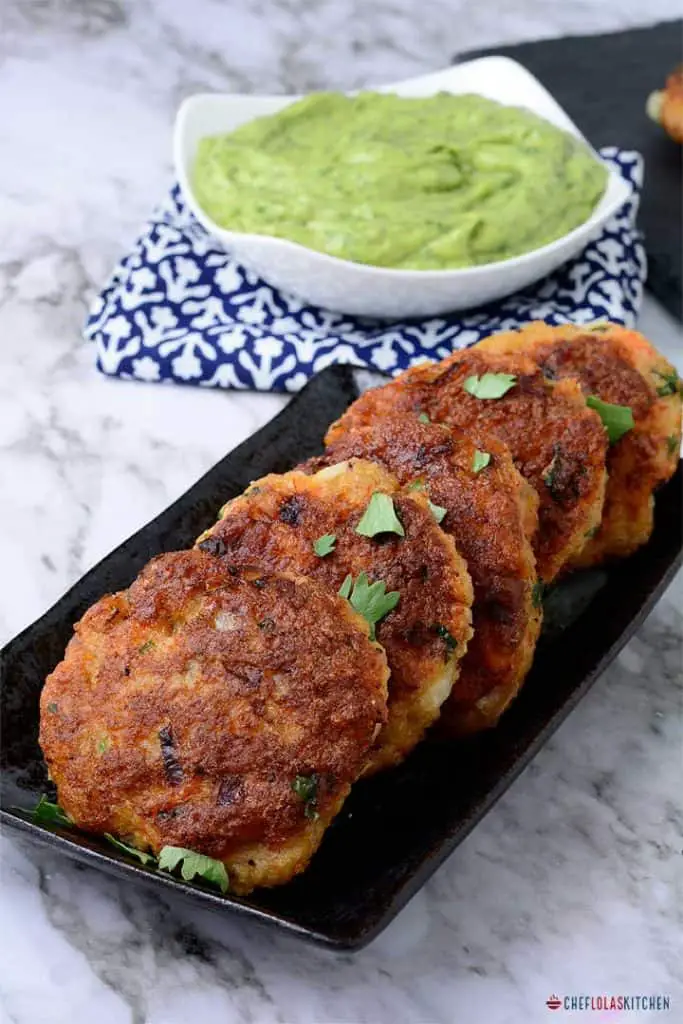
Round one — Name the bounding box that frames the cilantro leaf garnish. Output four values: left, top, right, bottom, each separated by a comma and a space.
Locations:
33, 796, 72, 828
472, 450, 491, 473
355, 492, 405, 538
654, 368, 680, 398
531, 581, 545, 608
463, 373, 516, 399
313, 534, 337, 557
105, 834, 156, 865
338, 572, 400, 641
586, 395, 634, 443
418, 412, 430, 424
292, 774, 320, 820
433, 623, 457, 660
428, 500, 447, 524
158, 846, 229, 893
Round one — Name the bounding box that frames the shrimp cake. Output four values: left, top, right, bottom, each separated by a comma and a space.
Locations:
314, 415, 541, 733
200, 459, 473, 769
478, 322, 682, 566
330, 351, 609, 581
39, 552, 389, 895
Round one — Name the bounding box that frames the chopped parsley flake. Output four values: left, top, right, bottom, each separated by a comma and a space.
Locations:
138, 640, 155, 655
313, 533, 337, 557
654, 368, 680, 397
471, 450, 491, 473
338, 572, 400, 641
33, 796, 72, 828
433, 623, 457, 659
158, 846, 229, 893
463, 372, 516, 399
418, 412, 430, 424
666, 435, 679, 455
292, 774, 320, 820
105, 834, 155, 865
47, 702, 58, 714
356, 492, 405, 538
405, 477, 445, 521
532, 581, 545, 608
542, 450, 561, 495
96, 737, 110, 754
428, 500, 447, 524
586, 395, 634, 443
585, 525, 600, 539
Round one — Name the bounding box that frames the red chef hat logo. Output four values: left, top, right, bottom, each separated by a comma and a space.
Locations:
546, 994, 562, 1010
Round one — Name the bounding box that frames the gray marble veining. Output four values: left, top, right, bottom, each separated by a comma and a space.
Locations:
1, 1, 681, 1020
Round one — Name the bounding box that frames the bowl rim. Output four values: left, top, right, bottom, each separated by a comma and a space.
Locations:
173, 56, 632, 281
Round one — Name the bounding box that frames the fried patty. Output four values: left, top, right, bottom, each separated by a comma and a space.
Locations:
39, 552, 389, 894
199, 459, 473, 769
316, 414, 541, 733
477, 322, 682, 566
329, 350, 608, 581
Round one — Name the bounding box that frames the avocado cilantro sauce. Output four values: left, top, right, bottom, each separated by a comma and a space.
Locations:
192, 91, 607, 270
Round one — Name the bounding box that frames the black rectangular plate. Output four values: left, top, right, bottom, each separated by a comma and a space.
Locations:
2, 366, 681, 950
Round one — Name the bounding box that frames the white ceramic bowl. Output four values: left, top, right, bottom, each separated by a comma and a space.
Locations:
174, 57, 631, 319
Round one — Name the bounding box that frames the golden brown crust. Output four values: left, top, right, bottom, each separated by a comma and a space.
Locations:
200, 459, 474, 766
314, 415, 541, 734
329, 351, 608, 581
478, 322, 682, 565
39, 552, 389, 893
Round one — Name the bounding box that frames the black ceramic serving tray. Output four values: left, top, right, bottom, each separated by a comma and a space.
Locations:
1, 366, 681, 951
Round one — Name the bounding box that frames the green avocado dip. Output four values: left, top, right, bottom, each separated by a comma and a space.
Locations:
192, 92, 607, 270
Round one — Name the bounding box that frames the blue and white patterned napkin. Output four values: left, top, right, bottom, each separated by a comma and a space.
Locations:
85, 148, 645, 393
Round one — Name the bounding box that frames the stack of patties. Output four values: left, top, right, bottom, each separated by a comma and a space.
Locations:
322, 322, 680, 731
40, 460, 475, 892
39, 321, 681, 894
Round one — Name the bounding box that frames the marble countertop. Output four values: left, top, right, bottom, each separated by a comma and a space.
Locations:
1, 1, 681, 1021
